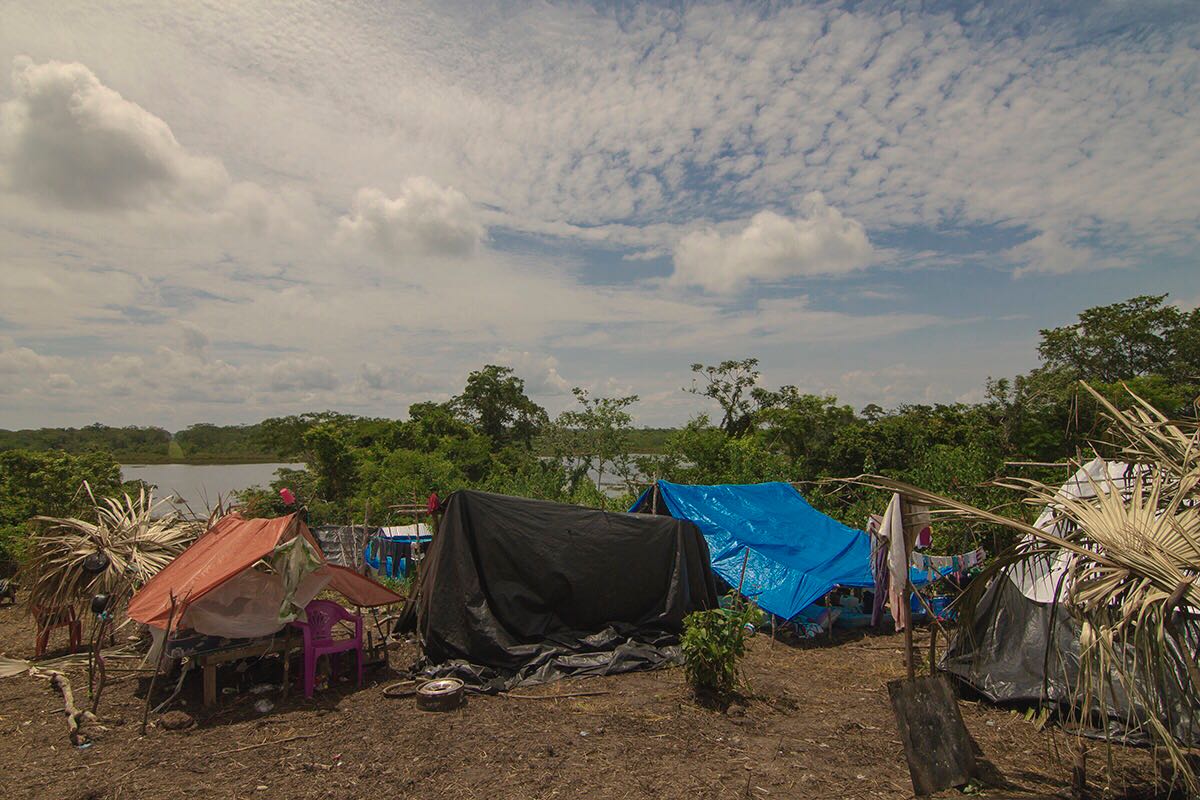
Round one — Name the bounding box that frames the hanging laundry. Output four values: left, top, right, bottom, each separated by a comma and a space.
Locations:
881, 493, 914, 633
866, 514, 889, 628
907, 502, 933, 549
910, 547, 986, 573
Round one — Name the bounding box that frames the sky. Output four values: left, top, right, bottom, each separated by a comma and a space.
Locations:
0, 0, 1197, 430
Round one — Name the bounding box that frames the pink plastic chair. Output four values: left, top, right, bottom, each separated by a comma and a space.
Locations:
291, 599, 364, 698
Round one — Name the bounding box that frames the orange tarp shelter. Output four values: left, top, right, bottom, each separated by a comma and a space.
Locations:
128, 512, 402, 629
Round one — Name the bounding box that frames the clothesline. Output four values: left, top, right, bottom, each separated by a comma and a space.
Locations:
910, 547, 986, 574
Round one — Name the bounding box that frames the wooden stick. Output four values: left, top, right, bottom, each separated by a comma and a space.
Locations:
904, 615, 915, 681
928, 625, 938, 676
210, 732, 319, 756
1071, 744, 1087, 799
506, 690, 610, 700
90, 611, 113, 712
152, 659, 191, 714
142, 592, 177, 734
737, 548, 750, 597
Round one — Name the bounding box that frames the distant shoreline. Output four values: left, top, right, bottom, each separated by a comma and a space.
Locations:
120, 457, 304, 467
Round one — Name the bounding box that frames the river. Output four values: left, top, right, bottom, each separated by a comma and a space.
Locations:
120, 462, 303, 513
121, 457, 646, 515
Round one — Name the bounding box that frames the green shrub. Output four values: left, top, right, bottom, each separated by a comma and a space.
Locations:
0, 523, 30, 576
378, 574, 412, 596
680, 592, 763, 698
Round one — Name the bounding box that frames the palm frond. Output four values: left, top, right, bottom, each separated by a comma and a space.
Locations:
843, 381, 1200, 791
21, 485, 208, 616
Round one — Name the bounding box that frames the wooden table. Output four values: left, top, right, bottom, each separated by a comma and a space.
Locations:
193, 632, 300, 707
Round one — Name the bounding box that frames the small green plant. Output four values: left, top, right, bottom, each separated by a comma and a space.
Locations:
680, 592, 763, 698
378, 574, 412, 597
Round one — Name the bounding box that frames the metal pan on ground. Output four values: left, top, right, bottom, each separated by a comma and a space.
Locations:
416, 678, 465, 711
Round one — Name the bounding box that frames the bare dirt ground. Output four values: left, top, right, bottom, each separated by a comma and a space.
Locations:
0, 597, 1177, 800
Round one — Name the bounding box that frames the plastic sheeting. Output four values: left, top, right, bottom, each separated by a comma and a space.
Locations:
941, 573, 1200, 747
181, 564, 329, 639
418, 490, 718, 690
311, 525, 377, 568
1011, 458, 1138, 602
630, 481, 935, 621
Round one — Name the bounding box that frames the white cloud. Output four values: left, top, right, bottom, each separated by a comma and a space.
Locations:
1006, 230, 1128, 277
838, 365, 938, 408
263, 357, 339, 393
490, 350, 573, 397
671, 194, 874, 292
176, 321, 210, 357
0, 3, 1195, 428
0, 56, 228, 211
336, 179, 484, 260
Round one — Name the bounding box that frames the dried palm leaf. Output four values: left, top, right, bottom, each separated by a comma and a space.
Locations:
843, 381, 1200, 791
21, 484, 206, 618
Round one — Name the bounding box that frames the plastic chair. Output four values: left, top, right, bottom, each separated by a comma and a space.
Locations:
33, 604, 82, 657
291, 599, 363, 698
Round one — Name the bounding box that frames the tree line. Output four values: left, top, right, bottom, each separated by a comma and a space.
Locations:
1, 293, 1196, 574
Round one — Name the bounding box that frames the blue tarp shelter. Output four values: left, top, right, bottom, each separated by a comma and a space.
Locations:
629, 480, 932, 621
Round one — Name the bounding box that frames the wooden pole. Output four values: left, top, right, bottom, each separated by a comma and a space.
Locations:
1071, 744, 1087, 799
360, 499, 371, 574
90, 613, 110, 712
904, 612, 915, 681
651, 479, 659, 514
928, 624, 938, 676
142, 593, 177, 735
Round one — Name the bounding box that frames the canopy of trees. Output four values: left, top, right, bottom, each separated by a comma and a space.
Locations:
2, 294, 1196, 574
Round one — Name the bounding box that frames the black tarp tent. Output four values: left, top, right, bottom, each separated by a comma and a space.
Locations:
941, 573, 1200, 747
417, 489, 719, 691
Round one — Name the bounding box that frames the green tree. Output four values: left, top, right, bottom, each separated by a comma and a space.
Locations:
301, 423, 357, 502
0, 449, 127, 573
546, 388, 640, 503
755, 388, 856, 476
687, 358, 762, 437
1037, 294, 1183, 383
452, 365, 548, 449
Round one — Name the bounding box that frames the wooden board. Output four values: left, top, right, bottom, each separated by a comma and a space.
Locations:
887, 675, 977, 796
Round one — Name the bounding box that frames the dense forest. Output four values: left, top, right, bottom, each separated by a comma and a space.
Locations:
0, 417, 676, 463
1, 294, 1196, 574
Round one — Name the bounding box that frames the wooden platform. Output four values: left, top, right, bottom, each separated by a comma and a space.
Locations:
192, 633, 300, 707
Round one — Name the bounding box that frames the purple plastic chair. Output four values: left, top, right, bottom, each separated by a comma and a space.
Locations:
291, 599, 364, 698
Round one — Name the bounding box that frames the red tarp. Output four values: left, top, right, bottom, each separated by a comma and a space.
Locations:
128, 513, 402, 628
323, 564, 404, 607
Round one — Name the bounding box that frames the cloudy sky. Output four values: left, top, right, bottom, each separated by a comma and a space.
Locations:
0, 1, 1197, 430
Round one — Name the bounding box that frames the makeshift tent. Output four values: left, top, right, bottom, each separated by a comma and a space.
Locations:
418, 490, 718, 690
941, 458, 1200, 746
630, 480, 936, 622
128, 513, 402, 642
311, 524, 433, 576
365, 523, 433, 578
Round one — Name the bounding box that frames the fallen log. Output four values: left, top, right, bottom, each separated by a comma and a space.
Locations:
37, 670, 101, 746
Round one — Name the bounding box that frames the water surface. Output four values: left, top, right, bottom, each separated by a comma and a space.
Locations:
120, 462, 303, 513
